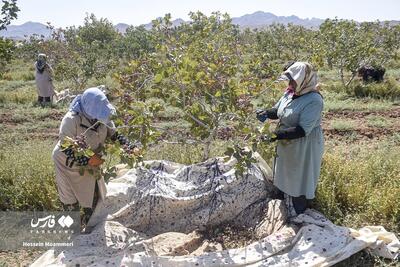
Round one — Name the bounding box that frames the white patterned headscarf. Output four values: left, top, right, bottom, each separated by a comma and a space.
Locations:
279, 62, 318, 96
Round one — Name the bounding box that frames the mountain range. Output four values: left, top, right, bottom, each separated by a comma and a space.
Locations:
1, 21, 52, 40
0, 11, 397, 40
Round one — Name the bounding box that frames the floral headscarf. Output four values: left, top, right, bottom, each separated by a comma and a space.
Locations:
279, 62, 318, 96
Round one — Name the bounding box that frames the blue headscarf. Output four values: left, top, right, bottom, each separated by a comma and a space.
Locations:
69, 87, 116, 124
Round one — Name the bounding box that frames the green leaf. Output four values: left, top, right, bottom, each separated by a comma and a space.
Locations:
84, 149, 95, 157
154, 73, 163, 84
224, 147, 235, 157
242, 127, 252, 134
252, 142, 258, 152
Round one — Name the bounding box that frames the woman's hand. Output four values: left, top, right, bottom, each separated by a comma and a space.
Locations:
88, 154, 104, 167
256, 109, 268, 122
260, 134, 277, 143
132, 147, 141, 156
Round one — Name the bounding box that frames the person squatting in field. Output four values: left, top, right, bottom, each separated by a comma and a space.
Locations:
34, 53, 55, 106
256, 61, 324, 217
52, 87, 139, 228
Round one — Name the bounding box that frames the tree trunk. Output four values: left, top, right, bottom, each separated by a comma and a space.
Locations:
202, 120, 219, 161
339, 68, 346, 87
202, 140, 211, 161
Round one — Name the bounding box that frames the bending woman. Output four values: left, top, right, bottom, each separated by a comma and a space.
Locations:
257, 62, 324, 217
52, 87, 137, 225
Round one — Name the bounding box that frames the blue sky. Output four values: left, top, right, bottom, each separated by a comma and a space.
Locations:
13, 0, 400, 27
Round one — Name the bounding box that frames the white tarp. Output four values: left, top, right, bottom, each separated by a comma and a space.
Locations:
31, 156, 399, 266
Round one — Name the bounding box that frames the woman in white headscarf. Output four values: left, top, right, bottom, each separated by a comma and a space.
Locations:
256, 62, 324, 217
35, 53, 55, 106
52, 87, 138, 225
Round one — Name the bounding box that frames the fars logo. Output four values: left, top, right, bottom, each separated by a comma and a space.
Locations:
31, 215, 74, 228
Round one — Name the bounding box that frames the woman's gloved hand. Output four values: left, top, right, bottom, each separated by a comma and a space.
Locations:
256, 109, 268, 122
260, 134, 277, 143
88, 154, 104, 167
112, 132, 142, 156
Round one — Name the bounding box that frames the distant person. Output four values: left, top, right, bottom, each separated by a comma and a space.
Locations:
256, 62, 324, 217
357, 65, 385, 83
35, 53, 55, 106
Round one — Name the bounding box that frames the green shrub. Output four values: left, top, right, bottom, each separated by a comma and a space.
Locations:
0, 90, 36, 104
0, 141, 60, 211
330, 119, 356, 131
349, 78, 400, 100
145, 141, 229, 165
322, 81, 346, 93
316, 147, 400, 231
0, 80, 36, 104
366, 115, 392, 128
21, 72, 35, 81
2, 70, 35, 82
323, 91, 395, 111
1, 59, 35, 81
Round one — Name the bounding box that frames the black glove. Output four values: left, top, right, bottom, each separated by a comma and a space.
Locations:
260, 134, 277, 143
256, 109, 268, 122
275, 126, 306, 140
111, 132, 142, 149
62, 147, 90, 167
261, 126, 306, 143
256, 107, 279, 122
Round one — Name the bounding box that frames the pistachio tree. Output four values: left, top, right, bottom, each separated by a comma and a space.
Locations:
116, 12, 278, 174
0, 0, 19, 75
318, 19, 392, 87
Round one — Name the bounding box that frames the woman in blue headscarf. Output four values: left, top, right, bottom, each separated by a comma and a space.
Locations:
52, 87, 136, 225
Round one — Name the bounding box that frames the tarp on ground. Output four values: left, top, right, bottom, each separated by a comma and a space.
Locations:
31, 155, 399, 266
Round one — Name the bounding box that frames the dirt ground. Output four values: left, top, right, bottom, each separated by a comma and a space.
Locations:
323, 108, 400, 140
1, 107, 399, 141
